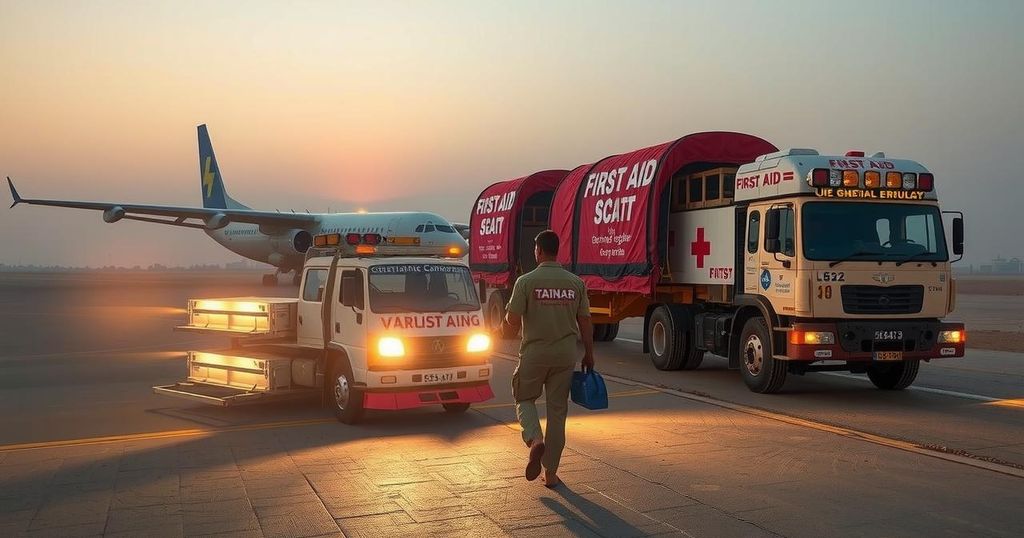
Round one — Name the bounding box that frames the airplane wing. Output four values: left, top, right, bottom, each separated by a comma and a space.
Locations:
7, 177, 319, 230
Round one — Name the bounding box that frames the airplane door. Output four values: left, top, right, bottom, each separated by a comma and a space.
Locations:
297, 267, 328, 347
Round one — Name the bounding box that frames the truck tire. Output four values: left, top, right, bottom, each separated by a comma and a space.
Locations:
595, 322, 619, 342
739, 317, 787, 393
648, 306, 686, 370
442, 402, 471, 413
330, 357, 364, 424
867, 360, 919, 390
682, 347, 705, 371
487, 291, 518, 340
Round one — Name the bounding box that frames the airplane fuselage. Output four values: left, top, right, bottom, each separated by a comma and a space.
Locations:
206, 211, 468, 272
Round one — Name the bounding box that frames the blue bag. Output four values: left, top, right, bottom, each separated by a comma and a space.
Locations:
570, 369, 608, 410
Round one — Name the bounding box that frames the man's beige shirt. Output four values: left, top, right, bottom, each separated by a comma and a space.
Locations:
506, 262, 590, 367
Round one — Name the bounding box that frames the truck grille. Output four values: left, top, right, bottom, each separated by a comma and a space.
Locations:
840, 285, 924, 315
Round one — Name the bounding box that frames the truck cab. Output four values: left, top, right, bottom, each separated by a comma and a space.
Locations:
155, 232, 494, 423
730, 150, 965, 390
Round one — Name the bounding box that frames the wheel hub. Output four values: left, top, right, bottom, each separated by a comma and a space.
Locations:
334, 374, 350, 410
744, 334, 764, 376
652, 321, 667, 356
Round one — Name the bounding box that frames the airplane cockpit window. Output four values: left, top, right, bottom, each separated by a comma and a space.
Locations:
434, 224, 455, 233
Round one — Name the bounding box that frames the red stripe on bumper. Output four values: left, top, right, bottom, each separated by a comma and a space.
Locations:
363, 384, 495, 411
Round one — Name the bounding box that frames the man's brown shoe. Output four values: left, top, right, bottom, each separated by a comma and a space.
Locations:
525, 442, 545, 481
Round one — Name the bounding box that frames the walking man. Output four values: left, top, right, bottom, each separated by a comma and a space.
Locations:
503, 230, 595, 487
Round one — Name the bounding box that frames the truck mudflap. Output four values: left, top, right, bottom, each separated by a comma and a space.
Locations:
781, 321, 966, 361
363, 382, 494, 411
152, 382, 316, 406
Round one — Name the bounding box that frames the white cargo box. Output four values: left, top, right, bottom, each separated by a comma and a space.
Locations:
187, 351, 292, 390
177, 296, 298, 336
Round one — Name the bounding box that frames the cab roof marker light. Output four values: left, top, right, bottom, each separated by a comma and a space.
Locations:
842, 170, 859, 187
902, 173, 917, 190
886, 172, 902, 189
917, 173, 934, 192
345, 233, 361, 245
829, 169, 843, 187
864, 171, 881, 189
845, 150, 865, 157
810, 168, 830, 187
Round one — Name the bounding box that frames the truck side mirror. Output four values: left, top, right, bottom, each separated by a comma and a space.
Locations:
952, 217, 964, 256
340, 274, 364, 310
764, 208, 781, 253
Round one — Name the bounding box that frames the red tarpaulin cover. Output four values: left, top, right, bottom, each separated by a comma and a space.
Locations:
469, 170, 568, 287
552, 132, 777, 295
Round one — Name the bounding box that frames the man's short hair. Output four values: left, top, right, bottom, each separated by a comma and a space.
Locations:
535, 230, 559, 256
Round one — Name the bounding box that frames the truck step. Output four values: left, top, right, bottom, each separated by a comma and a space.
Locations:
152, 381, 315, 407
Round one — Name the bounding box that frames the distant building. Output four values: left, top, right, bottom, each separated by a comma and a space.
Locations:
979, 256, 1023, 274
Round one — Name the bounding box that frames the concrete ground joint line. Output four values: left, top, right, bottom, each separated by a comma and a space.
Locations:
581, 484, 696, 538
300, 473, 348, 536
491, 351, 1024, 479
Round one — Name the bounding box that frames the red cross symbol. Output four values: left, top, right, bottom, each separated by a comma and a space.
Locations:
691, 227, 711, 268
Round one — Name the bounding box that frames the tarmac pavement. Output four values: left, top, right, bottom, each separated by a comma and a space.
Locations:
1, 272, 1022, 537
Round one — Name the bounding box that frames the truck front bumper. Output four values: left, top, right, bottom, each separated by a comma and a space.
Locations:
783, 320, 965, 361
363, 381, 494, 410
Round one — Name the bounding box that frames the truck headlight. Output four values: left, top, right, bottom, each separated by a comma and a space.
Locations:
378, 336, 405, 357
939, 330, 964, 344
789, 331, 835, 345
466, 333, 491, 353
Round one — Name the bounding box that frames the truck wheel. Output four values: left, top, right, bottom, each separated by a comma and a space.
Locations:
739, 317, 787, 393
330, 358, 364, 424
648, 306, 686, 370
594, 323, 610, 342
442, 402, 471, 413
604, 322, 620, 341
867, 360, 920, 390
682, 347, 705, 371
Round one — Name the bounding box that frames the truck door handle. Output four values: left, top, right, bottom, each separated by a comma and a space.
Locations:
335, 322, 341, 333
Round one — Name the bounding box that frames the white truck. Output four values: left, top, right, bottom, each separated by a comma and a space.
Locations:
155, 232, 494, 423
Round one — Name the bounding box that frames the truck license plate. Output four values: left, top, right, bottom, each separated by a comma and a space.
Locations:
422, 373, 453, 383
874, 351, 903, 361
874, 330, 903, 340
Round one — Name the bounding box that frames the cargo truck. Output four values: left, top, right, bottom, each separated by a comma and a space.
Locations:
470, 131, 965, 393
155, 232, 494, 422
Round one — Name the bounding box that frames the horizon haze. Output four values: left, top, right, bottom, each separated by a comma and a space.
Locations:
2, 0, 1021, 267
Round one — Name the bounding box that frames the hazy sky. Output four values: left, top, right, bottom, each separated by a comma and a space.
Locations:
1, 0, 1021, 267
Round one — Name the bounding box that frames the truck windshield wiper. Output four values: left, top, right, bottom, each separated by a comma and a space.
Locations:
829, 250, 881, 268
895, 251, 936, 267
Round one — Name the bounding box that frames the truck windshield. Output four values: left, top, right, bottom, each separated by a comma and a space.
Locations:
802, 202, 948, 263
368, 264, 480, 313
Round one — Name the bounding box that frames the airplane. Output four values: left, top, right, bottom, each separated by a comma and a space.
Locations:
6, 125, 469, 286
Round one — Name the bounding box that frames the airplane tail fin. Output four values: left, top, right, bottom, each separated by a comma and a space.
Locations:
197, 124, 248, 210
7, 177, 23, 208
